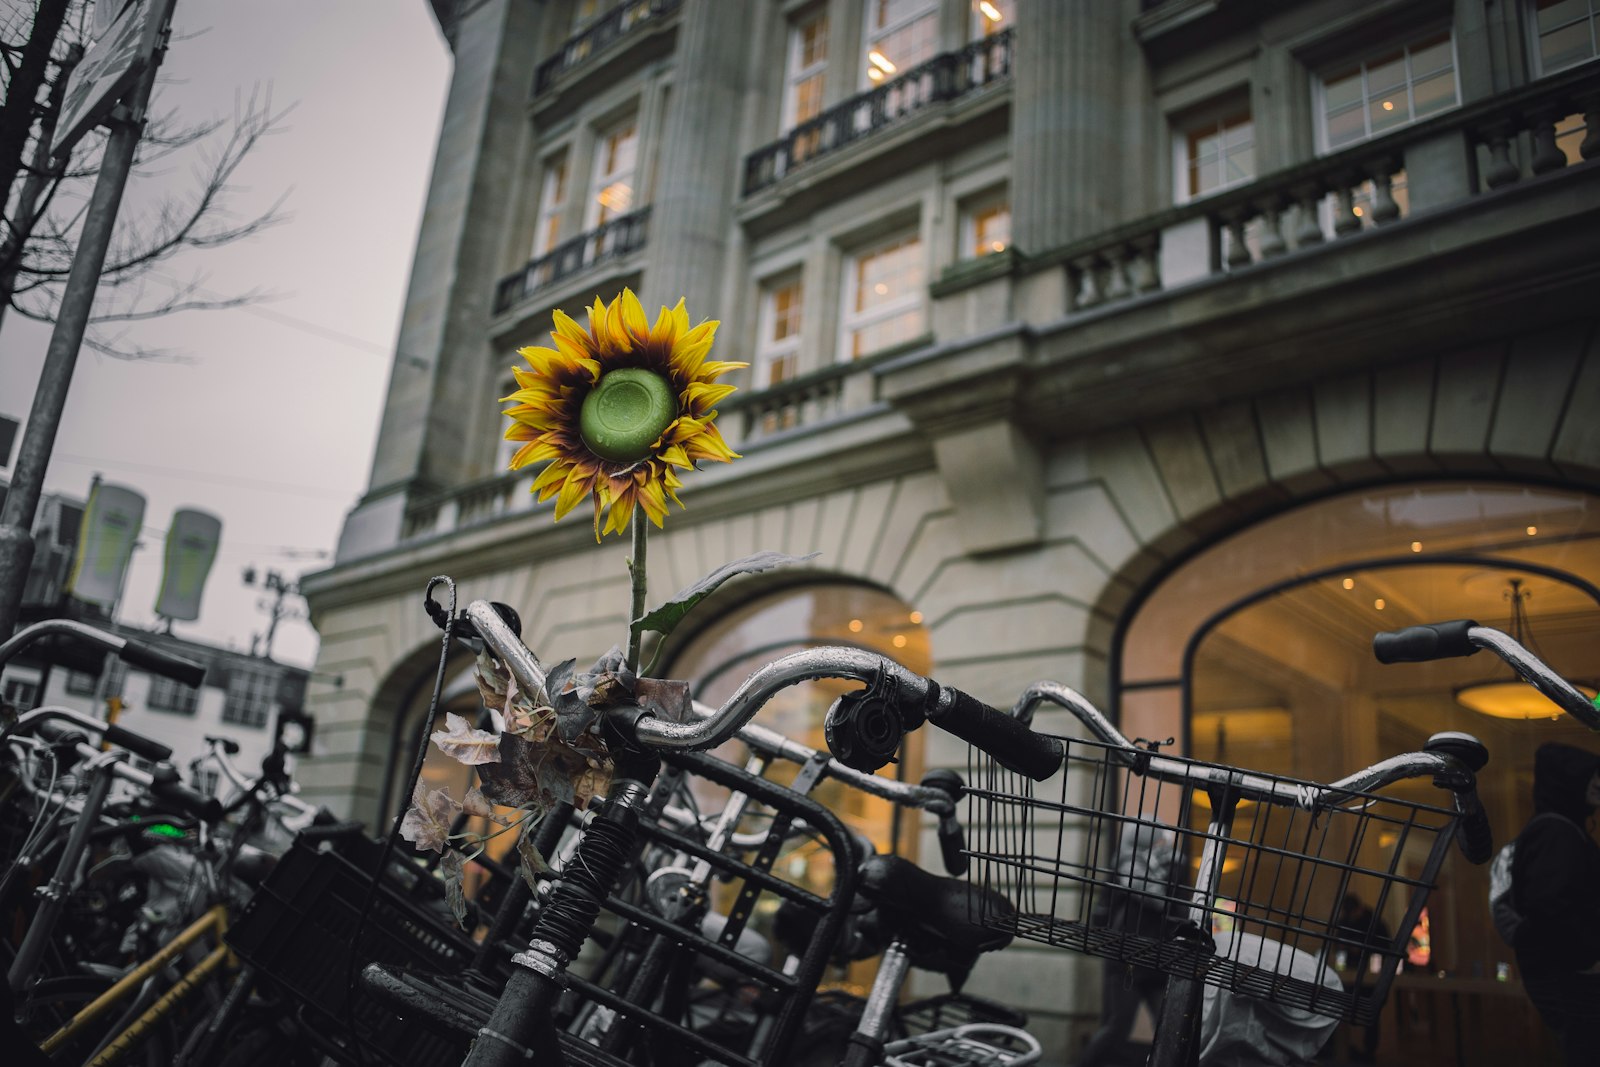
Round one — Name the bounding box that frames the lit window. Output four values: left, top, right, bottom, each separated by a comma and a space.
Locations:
840, 230, 925, 360
2, 678, 38, 711
1318, 32, 1459, 152
969, 0, 1013, 39
785, 11, 829, 131
586, 116, 638, 230
1178, 110, 1255, 201
532, 152, 569, 257
756, 275, 804, 389
863, 0, 938, 87
959, 189, 1010, 259
1533, 0, 1599, 74
572, 0, 601, 30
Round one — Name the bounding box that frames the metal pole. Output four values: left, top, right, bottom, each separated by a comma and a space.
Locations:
0, 0, 177, 642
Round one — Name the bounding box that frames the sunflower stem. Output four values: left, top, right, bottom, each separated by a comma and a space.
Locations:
626, 509, 648, 675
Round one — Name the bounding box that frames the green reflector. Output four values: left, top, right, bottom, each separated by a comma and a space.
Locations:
147, 823, 186, 838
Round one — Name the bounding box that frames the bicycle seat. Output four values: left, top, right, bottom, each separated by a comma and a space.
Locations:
857, 854, 1014, 984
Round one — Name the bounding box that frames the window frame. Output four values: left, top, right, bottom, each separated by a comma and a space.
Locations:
783, 9, 830, 132
531, 150, 570, 258
147, 673, 201, 716
861, 0, 940, 89
222, 668, 275, 729
958, 186, 1011, 260
584, 112, 640, 231
837, 226, 926, 363
754, 272, 805, 389
1171, 102, 1256, 205
1528, 0, 1600, 76
1312, 28, 1462, 155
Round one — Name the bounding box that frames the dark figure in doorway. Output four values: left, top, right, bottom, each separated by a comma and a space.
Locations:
1334, 894, 1392, 1062
1078, 826, 1181, 1067
1512, 742, 1600, 1067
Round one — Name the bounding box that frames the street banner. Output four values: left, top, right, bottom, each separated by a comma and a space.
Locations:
67, 482, 145, 608
154, 508, 221, 621
50, 0, 165, 161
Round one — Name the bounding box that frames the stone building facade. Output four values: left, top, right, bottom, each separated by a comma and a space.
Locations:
302, 1, 1600, 1060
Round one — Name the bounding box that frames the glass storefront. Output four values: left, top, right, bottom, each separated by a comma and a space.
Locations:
1116, 481, 1600, 1063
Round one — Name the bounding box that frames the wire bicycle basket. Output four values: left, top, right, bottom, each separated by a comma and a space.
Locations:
962, 735, 1461, 1026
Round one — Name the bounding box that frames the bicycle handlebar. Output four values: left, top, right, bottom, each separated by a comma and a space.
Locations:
5, 706, 173, 762
1372, 620, 1600, 730
0, 618, 206, 687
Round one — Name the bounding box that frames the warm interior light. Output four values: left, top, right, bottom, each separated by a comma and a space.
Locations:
1353, 205, 1365, 217
873, 282, 888, 295
1382, 100, 1394, 111
1411, 541, 1422, 552
908, 610, 923, 624
867, 67, 884, 82
990, 240, 1006, 252
980, 1, 1003, 21
1527, 525, 1538, 536
848, 618, 864, 633
1455, 680, 1596, 720
892, 634, 907, 648
1374, 598, 1386, 610
868, 49, 896, 74
1342, 578, 1355, 590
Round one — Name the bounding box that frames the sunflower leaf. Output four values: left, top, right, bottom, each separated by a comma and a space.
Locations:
630, 551, 820, 642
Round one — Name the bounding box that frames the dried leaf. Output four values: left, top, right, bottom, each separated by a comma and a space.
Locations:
431, 712, 503, 766
400, 782, 462, 854
463, 786, 512, 825
517, 824, 553, 891
630, 551, 820, 642
440, 847, 468, 928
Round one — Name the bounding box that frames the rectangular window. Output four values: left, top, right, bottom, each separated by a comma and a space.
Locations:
586, 116, 639, 231
1318, 31, 1459, 152
1178, 109, 1255, 201
223, 670, 275, 728
864, 0, 938, 87
1534, 0, 1600, 73
532, 152, 569, 258
66, 659, 128, 698
147, 674, 200, 716
969, 0, 1013, 40
959, 188, 1010, 259
785, 11, 829, 131
840, 230, 925, 361
756, 275, 804, 389
3, 678, 38, 710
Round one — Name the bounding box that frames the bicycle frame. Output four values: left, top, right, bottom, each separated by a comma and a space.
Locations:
36, 902, 233, 1063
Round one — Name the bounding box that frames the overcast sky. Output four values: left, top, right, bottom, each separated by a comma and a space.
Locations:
0, 0, 452, 667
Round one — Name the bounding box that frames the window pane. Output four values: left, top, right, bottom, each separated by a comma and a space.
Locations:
1540, 21, 1596, 71
867, 11, 937, 76
1366, 52, 1406, 94
1537, 0, 1589, 33
1223, 142, 1255, 186
851, 309, 921, 357
794, 73, 824, 124
1409, 35, 1453, 76
874, 0, 933, 32
1326, 105, 1366, 148
801, 16, 828, 66
854, 238, 921, 312
1369, 93, 1409, 135
971, 0, 1012, 37
1411, 71, 1457, 117
1323, 67, 1363, 111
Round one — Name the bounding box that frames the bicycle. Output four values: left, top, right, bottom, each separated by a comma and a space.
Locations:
445, 591, 1491, 1067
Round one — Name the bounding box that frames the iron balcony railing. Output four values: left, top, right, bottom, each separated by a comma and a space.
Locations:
743, 28, 1014, 197
533, 0, 682, 97
493, 206, 651, 316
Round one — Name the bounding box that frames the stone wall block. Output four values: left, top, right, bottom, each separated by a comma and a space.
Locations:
1313, 372, 1384, 480
1430, 344, 1505, 467
1552, 331, 1600, 480
1141, 414, 1224, 523
1371, 356, 1439, 473
1493, 321, 1591, 475
1254, 388, 1334, 493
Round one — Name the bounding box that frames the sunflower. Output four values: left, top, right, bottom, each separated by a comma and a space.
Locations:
502, 289, 745, 539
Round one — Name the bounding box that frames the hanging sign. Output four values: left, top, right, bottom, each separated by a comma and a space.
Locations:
67, 481, 145, 608
154, 508, 221, 622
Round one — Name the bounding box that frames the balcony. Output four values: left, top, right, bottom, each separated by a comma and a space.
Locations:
533, 0, 681, 98
994, 63, 1599, 320
493, 207, 652, 316
743, 28, 1013, 198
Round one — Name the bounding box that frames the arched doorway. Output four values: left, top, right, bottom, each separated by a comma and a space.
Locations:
1114, 480, 1600, 1063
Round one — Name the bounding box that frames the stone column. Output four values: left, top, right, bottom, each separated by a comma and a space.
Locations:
641, 0, 754, 318
1009, 0, 1126, 255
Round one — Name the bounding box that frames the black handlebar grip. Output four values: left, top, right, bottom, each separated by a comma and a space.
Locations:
927, 685, 1064, 782
1455, 801, 1493, 865
119, 640, 207, 688
150, 778, 224, 824
920, 769, 968, 876
103, 723, 174, 763
1372, 620, 1479, 664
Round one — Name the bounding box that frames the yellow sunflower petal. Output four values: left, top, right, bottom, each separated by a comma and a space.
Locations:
697, 359, 749, 381
554, 466, 595, 520
532, 460, 571, 500
509, 440, 563, 469
648, 302, 679, 349
619, 288, 650, 344
636, 476, 668, 527
683, 382, 738, 411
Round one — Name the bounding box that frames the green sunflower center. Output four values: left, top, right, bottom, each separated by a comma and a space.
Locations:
579, 368, 678, 463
